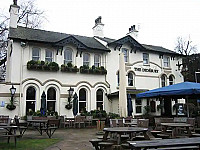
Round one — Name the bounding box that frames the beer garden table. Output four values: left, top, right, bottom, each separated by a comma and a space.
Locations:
103, 127, 149, 145
161, 122, 193, 138
27, 120, 48, 135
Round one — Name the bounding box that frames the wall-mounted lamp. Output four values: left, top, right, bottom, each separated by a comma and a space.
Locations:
10, 85, 16, 100
65, 87, 74, 109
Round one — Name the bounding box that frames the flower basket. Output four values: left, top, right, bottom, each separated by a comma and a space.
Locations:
65, 104, 72, 109
6, 104, 16, 110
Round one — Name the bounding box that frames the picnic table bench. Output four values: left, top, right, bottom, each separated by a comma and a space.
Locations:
128, 137, 200, 150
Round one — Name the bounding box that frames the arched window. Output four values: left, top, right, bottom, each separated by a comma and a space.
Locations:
79, 88, 87, 113
83, 53, 90, 66
150, 101, 156, 112
94, 54, 101, 67
128, 72, 134, 86
45, 49, 53, 62
64, 48, 73, 64
47, 87, 56, 112
26, 86, 36, 114
122, 48, 129, 62
96, 89, 103, 110
32, 47, 40, 61
161, 74, 167, 87
169, 75, 174, 85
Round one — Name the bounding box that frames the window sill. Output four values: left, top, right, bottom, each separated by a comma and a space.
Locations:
163, 67, 172, 70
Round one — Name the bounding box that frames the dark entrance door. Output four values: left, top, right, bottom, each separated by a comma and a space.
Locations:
163, 97, 172, 117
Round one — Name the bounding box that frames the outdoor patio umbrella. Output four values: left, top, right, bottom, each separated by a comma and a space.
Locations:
119, 53, 127, 117
136, 82, 200, 98
40, 91, 46, 116
73, 93, 78, 116
127, 93, 133, 116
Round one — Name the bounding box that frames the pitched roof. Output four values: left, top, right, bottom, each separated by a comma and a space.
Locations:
9, 26, 109, 52
95, 36, 181, 55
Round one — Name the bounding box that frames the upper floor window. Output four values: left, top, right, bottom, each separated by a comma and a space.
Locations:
143, 53, 149, 65
94, 54, 101, 67
64, 49, 73, 64
163, 56, 170, 67
96, 89, 103, 110
128, 72, 134, 86
83, 53, 90, 66
169, 75, 174, 85
45, 49, 53, 62
122, 48, 128, 62
161, 74, 167, 87
32, 47, 40, 61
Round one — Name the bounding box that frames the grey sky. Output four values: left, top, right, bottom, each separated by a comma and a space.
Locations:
1, 0, 200, 52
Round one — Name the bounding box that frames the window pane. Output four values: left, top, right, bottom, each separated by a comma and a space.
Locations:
47, 101, 55, 112
26, 101, 35, 114
64, 49, 72, 64
79, 102, 86, 113
94, 54, 101, 67
79, 89, 86, 101
164, 57, 170, 67
97, 102, 103, 110
26, 87, 36, 100
97, 89, 103, 101
136, 99, 141, 105
136, 106, 142, 113
122, 49, 128, 62
83, 53, 90, 66
169, 75, 174, 85
143, 53, 149, 64
45, 50, 53, 62
47, 88, 56, 100
32, 48, 40, 61
128, 72, 133, 86
161, 75, 166, 87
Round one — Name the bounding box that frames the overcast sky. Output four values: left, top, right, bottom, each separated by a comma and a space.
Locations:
1, 0, 200, 52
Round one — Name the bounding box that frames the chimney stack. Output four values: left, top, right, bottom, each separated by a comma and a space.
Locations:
9, 0, 20, 28
92, 16, 104, 38
127, 25, 139, 40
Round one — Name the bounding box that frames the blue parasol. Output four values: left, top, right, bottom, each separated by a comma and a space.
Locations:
127, 94, 133, 116
40, 91, 46, 116
73, 93, 78, 116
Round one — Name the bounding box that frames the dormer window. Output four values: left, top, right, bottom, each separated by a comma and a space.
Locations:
94, 54, 101, 67
83, 53, 90, 66
32, 47, 40, 61
45, 49, 53, 62
163, 56, 170, 67
64, 48, 73, 64
143, 53, 149, 65
122, 48, 128, 62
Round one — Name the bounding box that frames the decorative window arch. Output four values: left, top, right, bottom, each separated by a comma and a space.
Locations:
169, 75, 175, 85
79, 88, 87, 113
128, 72, 134, 86
64, 48, 73, 64
32, 47, 40, 61
47, 87, 56, 112
96, 89, 104, 110
26, 86, 36, 114
161, 74, 167, 87
83, 53, 90, 66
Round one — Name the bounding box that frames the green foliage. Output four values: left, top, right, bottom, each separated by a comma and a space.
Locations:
27, 60, 59, 71
107, 112, 120, 119
80, 65, 107, 75
61, 64, 79, 73
6, 97, 17, 111
0, 138, 60, 150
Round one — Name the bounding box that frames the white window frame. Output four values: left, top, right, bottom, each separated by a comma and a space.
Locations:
79, 88, 87, 113
122, 48, 129, 62
161, 74, 167, 87
128, 72, 134, 86
64, 48, 73, 65
83, 53, 90, 66
47, 87, 56, 112
163, 56, 170, 67
45, 49, 53, 62
143, 53, 149, 65
96, 89, 104, 110
94, 54, 101, 67
135, 99, 142, 114
32, 47, 40, 61
26, 86, 36, 114
169, 75, 174, 85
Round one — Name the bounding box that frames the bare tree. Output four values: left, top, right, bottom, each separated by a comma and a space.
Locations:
174, 36, 197, 56
0, 0, 46, 81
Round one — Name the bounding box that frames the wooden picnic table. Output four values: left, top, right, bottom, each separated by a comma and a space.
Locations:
128, 137, 200, 150
161, 122, 193, 138
103, 127, 149, 145
27, 120, 48, 135
123, 122, 137, 127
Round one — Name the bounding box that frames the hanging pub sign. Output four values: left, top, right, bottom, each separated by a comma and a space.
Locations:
134, 67, 159, 73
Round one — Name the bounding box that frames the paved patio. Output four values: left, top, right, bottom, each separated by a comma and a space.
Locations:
21, 128, 98, 150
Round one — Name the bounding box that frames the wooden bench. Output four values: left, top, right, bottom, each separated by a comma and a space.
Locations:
128, 137, 200, 150
89, 139, 102, 150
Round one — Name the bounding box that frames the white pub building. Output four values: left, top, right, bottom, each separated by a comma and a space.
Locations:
0, 1, 184, 118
